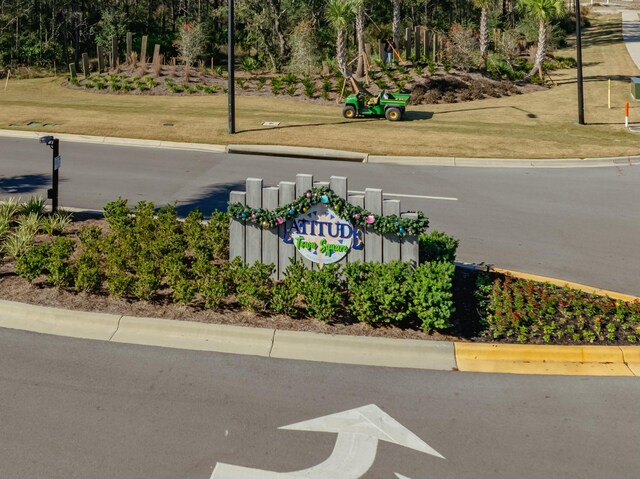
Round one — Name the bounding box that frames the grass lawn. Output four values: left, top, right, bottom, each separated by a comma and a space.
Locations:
1, 13, 639, 159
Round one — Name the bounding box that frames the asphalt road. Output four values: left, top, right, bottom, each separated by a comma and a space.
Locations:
1, 136, 639, 295
1, 328, 638, 479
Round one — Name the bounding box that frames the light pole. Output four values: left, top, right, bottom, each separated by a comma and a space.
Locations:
39, 135, 60, 213
228, 0, 236, 134
576, 0, 585, 125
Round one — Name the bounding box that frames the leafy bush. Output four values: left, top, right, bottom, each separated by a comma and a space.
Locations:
269, 260, 306, 315
410, 261, 455, 333
301, 264, 342, 322
15, 243, 51, 282
419, 231, 459, 264
75, 251, 102, 292
233, 261, 274, 312
345, 261, 413, 325
46, 237, 75, 287
477, 276, 640, 344
198, 262, 231, 310
207, 210, 230, 259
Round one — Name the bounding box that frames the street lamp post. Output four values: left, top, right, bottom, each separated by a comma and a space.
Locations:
39, 135, 60, 213
228, 0, 236, 134
575, 0, 585, 125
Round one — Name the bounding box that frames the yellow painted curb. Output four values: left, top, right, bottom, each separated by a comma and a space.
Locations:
454, 343, 635, 376
491, 268, 640, 303
620, 346, 640, 376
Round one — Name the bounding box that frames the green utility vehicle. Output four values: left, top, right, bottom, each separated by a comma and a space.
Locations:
342, 90, 411, 121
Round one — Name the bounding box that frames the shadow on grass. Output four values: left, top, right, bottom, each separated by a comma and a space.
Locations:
175, 180, 246, 218
237, 118, 379, 133
433, 105, 538, 119
0, 173, 52, 195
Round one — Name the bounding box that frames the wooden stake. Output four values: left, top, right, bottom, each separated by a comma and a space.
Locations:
4, 70, 10, 90
337, 78, 347, 104
608, 79, 611, 109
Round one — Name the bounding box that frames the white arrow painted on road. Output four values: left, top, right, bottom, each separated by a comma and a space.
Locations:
210, 404, 444, 479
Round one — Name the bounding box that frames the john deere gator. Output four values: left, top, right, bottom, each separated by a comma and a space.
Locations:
342, 89, 411, 121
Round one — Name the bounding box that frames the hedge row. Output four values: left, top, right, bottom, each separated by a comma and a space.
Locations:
13, 200, 458, 333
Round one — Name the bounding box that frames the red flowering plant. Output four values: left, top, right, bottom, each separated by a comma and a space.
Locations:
476, 274, 640, 344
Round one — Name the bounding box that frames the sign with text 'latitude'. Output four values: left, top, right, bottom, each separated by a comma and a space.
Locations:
284, 203, 360, 264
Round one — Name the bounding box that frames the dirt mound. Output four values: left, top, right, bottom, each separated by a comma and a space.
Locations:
410, 73, 531, 105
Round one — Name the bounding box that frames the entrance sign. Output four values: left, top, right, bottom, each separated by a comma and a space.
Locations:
228, 175, 424, 280
210, 404, 444, 479
285, 203, 353, 264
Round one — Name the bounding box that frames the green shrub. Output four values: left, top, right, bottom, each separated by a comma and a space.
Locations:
301, 264, 342, 322
207, 211, 230, 259
419, 231, 459, 264
46, 237, 75, 287
15, 243, 51, 282
410, 261, 455, 333
198, 262, 231, 310
302, 78, 315, 98
74, 251, 102, 292
269, 260, 306, 315
132, 256, 160, 300
41, 210, 73, 235
234, 261, 274, 312
345, 261, 413, 325
104, 199, 133, 234
17, 212, 42, 236
256, 77, 266, 91
271, 77, 283, 95
3, 228, 35, 258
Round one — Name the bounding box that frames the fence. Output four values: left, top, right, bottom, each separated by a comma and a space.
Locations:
229, 174, 420, 279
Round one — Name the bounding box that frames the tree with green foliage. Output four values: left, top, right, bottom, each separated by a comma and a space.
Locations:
325, 0, 356, 76
518, 0, 565, 80
354, 0, 366, 78
392, 0, 402, 51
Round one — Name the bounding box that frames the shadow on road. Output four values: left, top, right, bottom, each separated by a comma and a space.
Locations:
0, 173, 52, 195
176, 180, 245, 218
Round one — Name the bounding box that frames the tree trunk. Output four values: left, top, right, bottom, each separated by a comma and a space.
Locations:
337, 28, 347, 77
480, 6, 488, 68
526, 20, 547, 80
392, 0, 401, 51
355, 9, 365, 78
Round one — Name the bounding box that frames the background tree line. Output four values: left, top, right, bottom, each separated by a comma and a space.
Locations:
0, 0, 573, 79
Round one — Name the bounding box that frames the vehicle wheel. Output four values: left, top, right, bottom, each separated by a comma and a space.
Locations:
385, 107, 402, 121
342, 105, 357, 119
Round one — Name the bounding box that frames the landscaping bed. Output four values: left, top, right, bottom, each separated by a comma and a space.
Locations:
1, 198, 638, 345
66, 60, 543, 106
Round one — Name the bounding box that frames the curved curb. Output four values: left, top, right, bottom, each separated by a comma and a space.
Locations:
226, 144, 368, 162
1, 299, 637, 376
2, 129, 639, 168
491, 267, 640, 302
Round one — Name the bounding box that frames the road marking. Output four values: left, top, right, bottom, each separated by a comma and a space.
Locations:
348, 190, 458, 201
210, 404, 444, 479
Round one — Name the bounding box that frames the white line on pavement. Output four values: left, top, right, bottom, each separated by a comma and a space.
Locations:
348, 190, 458, 201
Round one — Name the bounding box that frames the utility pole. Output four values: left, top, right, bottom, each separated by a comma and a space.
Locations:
228, 0, 236, 134
576, 0, 585, 125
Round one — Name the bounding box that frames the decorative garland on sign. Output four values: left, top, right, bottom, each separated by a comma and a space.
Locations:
227, 186, 429, 237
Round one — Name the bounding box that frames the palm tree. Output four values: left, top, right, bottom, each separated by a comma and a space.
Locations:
354, 0, 366, 78
326, 0, 356, 77
473, 0, 494, 68
518, 0, 565, 80
392, 0, 401, 52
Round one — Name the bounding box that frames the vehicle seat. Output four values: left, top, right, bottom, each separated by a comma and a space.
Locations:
367, 95, 379, 106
